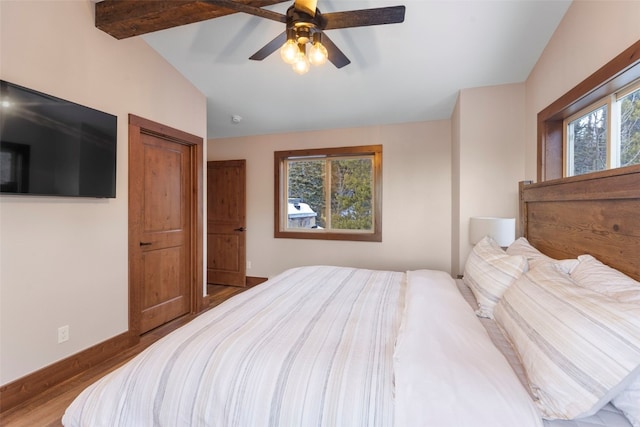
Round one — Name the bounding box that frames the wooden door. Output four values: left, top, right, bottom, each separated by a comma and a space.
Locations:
129, 115, 204, 335
207, 160, 246, 287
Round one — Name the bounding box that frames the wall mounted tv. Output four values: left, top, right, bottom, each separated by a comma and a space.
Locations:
0, 80, 117, 198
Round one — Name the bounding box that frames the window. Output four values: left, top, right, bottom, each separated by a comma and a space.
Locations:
565, 81, 640, 177
538, 40, 640, 181
274, 145, 382, 242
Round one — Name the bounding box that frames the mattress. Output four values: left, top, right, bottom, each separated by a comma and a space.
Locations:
455, 279, 633, 427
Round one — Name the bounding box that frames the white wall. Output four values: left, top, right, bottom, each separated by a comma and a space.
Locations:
208, 121, 452, 279
524, 0, 640, 180
0, 0, 206, 384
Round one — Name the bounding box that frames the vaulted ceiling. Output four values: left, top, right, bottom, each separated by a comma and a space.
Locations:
95, 0, 572, 139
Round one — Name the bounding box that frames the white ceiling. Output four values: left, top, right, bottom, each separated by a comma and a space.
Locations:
141, 0, 572, 140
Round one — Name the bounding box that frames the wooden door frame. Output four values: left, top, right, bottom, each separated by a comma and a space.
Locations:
128, 114, 204, 340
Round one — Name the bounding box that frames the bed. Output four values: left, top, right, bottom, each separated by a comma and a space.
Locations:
63, 165, 640, 427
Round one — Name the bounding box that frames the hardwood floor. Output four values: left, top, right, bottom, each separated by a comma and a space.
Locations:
207, 283, 250, 306
0, 284, 251, 427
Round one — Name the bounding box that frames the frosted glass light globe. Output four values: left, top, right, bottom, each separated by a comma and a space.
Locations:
308, 42, 328, 66
280, 39, 298, 65
292, 54, 310, 75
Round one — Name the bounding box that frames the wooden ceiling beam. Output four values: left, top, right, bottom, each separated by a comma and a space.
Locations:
95, 0, 289, 40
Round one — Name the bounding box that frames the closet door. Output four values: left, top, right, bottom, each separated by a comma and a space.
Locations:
207, 160, 246, 287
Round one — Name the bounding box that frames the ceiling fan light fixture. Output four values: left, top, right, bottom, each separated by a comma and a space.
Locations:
294, 25, 311, 45
280, 38, 298, 65
221, 1, 406, 72
292, 44, 310, 75
308, 33, 328, 66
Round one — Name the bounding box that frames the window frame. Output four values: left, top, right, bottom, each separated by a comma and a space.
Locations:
274, 145, 382, 242
538, 40, 640, 181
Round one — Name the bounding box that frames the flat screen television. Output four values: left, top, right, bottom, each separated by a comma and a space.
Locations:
0, 80, 117, 198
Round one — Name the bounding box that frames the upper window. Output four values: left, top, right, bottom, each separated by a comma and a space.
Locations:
538, 40, 640, 181
274, 145, 382, 242
565, 81, 640, 177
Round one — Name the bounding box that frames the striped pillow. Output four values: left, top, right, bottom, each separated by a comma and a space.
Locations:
463, 236, 528, 318
571, 254, 640, 303
494, 263, 640, 420
507, 237, 578, 273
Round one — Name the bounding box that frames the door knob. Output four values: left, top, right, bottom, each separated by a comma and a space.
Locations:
233, 227, 246, 232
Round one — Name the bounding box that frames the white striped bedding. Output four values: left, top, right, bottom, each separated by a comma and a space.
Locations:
62, 266, 405, 427
62, 264, 634, 427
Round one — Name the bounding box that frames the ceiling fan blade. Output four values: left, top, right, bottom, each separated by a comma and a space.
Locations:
249, 31, 287, 60
323, 6, 405, 30
294, 0, 317, 16
95, 0, 289, 39
204, 0, 287, 23
321, 33, 351, 69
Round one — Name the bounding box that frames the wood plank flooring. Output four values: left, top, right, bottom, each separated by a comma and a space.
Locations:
0, 284, 250, 427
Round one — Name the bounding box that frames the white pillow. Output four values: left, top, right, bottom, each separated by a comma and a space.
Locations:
571, 254, 640, 303
507, 237, 578, 272
494, 263, 640, 420
463, 236, 528, 319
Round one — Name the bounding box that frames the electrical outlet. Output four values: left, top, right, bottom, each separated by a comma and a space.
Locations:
58, 325, 69, 343
246, 260, 252, 269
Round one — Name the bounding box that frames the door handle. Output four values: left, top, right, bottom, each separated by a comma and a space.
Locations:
233, 227, 246, 232
140, 242, 152, 246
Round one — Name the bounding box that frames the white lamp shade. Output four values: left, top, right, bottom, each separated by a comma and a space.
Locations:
469, 217, 516, 247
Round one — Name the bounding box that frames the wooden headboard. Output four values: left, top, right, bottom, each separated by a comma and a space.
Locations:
519, 164, 640, 281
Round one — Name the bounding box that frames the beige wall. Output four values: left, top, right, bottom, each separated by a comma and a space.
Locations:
524, 0, 640, 180
450, 95, 461, 276
0, 1, 206, 384
208, 121, 452, 279
453, 0, 640, 274
453, 83, 526, 275
3, 0, 639, 388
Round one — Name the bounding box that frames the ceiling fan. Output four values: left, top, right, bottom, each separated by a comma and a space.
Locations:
207, 0, 406, 74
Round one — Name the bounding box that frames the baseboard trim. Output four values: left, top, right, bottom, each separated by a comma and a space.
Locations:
246, 276, 268, 287
0, 331, 136, 413
0, 279, 266, 413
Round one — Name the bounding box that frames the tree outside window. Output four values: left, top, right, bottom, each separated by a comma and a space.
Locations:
567, 106, 607, 176
620, 88, 640, 167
